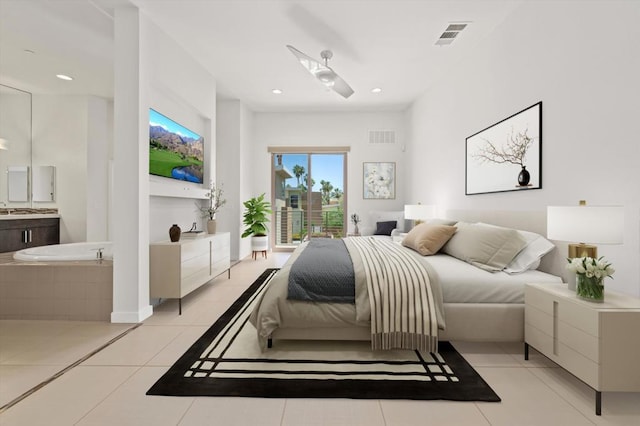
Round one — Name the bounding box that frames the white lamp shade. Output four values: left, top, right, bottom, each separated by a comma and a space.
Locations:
547, 206, 624, 244
404, 204, 436, 221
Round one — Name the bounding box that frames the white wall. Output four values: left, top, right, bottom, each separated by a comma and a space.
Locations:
32, 95, 89, 243
251, 112, 407, 246
111, 6, 216, 322
407, 0, 640, 296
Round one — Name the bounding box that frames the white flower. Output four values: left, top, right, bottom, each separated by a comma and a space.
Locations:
566, 256, 615, 280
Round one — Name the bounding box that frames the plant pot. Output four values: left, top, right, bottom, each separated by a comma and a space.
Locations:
251, 235, 268, 252
576, 274, 604, 302
207, 219, 217, 234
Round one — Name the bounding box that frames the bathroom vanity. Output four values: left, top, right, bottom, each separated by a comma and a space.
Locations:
0, 215, 60, 253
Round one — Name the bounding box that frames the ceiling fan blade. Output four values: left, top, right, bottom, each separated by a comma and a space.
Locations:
331, 73, 354, 99
287, 45, 354, 99
287, 45, 327, 75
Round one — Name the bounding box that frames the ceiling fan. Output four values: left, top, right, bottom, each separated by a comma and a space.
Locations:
286, 45, 354, 99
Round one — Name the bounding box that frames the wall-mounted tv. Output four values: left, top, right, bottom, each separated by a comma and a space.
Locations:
149, 108, 204, 184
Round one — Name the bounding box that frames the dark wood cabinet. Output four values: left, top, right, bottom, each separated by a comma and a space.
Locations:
0, 217, 60, 253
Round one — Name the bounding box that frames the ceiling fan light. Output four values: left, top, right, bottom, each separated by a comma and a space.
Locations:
316, 69, 336, 87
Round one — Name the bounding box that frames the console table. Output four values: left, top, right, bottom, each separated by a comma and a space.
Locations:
524, 283, 640, 415
150, 232, 230, 314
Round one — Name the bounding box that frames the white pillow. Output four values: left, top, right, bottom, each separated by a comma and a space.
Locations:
442, 222, 527, 272
478, 223, 555, 274
503, 230, 555, 274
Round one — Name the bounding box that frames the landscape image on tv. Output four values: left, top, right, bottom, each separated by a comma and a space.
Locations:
149, 108, 204, 184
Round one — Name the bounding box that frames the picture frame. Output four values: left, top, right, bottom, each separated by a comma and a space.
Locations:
466, 101, 542, 195
363, 162, 395, 199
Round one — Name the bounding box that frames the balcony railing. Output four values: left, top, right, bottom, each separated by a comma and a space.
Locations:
274, 209, 345, 246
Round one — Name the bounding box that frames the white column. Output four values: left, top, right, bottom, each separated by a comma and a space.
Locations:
111, 6, 152, 323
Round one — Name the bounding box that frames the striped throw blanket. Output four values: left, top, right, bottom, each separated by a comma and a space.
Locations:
348, 237, 440, 353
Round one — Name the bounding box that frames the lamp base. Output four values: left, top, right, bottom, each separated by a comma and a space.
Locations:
568, 243, 597, 259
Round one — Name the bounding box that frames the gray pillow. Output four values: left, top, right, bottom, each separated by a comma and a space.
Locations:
442, 222, 527, 272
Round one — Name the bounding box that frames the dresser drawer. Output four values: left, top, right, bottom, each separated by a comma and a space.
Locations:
557, 300, 598, 337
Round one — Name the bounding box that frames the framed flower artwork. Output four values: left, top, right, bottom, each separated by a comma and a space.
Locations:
363, 162, 395, 199
466, 101, 542, 195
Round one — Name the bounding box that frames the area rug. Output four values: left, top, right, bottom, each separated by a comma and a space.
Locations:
147, 268, 500, 402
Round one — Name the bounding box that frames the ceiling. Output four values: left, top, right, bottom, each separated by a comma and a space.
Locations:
0, 0, 522, 112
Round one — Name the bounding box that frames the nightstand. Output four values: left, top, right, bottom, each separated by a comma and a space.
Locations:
524, 283, 640, 415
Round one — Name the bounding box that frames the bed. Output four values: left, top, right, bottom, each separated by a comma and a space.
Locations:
249, 210, 565, 348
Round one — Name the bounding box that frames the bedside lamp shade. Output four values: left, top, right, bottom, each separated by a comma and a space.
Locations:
547, 204, 624, 258
404, 204, 436, 225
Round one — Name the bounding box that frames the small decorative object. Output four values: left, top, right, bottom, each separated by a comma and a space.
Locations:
363, 162, 395, 199
169, 224, 181, 242
350, 213, 361, 235
566, 256, 615, 302
198, 181, 226, 234
466, 101, 542, 195
517, 166, 530, 186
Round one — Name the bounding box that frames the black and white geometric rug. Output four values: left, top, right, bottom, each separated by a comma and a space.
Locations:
147, 268, 500, 402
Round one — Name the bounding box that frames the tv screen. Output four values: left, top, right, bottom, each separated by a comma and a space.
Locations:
149, 108, 204, 184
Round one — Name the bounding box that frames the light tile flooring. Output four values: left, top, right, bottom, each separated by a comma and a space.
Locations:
1, 253, 639, 425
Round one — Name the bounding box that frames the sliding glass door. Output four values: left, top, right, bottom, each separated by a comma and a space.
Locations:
271, 150, 347, 250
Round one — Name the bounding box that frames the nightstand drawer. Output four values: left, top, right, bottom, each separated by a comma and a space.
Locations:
558, 321, 598, 362
557, 300, 598, 337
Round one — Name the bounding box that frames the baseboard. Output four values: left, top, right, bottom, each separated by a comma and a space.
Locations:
110, 304, 153, 323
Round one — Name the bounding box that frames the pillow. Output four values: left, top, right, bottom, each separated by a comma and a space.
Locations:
374, 221, 397, 236
477, 223, 556, 274
442, 222, 527, 272
504, 230, 555, 274
402, 223, 457, 256
425, 218, 458, 226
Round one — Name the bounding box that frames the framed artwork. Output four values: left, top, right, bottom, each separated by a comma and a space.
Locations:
466, 101, 542, 195
363, 162, 395, 199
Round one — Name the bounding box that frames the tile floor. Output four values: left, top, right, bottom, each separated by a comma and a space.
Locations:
1, 252, 639, 425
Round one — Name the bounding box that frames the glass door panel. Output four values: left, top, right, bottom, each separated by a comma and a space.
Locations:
310, 154, 345, 239
272, 152, 346, 249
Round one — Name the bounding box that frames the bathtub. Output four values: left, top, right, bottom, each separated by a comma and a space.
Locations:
13, 241, 113, 262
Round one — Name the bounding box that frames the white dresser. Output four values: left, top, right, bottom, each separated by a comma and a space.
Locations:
150, 232, 230, 314
525, 283, 640, 415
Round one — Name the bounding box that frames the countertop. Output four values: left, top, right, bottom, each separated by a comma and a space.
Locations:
0, 214, 61, 220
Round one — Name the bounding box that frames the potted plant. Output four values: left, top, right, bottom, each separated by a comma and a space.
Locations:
198, 181, 226, 234
241, 193, 272, 255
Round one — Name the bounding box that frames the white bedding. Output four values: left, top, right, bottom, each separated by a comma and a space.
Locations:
249, 239, 562, 347
426, 254, 562, 304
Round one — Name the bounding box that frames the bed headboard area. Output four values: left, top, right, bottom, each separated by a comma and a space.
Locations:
444, 209, 568, 282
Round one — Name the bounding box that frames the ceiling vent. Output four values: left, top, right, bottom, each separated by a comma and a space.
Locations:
369, 130, 396, 144
435, 23, 469, 46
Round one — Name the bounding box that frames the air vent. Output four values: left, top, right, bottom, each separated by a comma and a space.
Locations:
369, 130, 396, 144
436, 22, 470, 46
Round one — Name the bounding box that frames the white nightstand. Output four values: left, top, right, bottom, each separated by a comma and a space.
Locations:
524, 283, 640, 415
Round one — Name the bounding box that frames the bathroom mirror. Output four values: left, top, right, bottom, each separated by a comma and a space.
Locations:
33, 165, 55, 202
7, 166, 29, 201
0, 84, 32, 206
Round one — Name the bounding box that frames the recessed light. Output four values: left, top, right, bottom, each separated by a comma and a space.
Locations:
56, 74, 73, 81
272, 89, 282, 94
371, 87, 382, 93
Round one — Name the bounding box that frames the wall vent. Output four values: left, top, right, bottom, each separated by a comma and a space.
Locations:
435, 22, 470, 46
369, 130, 396, 144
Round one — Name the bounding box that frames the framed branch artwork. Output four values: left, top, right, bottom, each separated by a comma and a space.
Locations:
363, 162, 395, 199
466, 101, 542, 195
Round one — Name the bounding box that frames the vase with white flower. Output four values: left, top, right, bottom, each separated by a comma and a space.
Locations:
198, 181, 226, 234
566, 256, 615, 302
350, 213, 361, 235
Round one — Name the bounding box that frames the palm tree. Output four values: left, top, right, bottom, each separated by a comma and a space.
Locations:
320, 180, 333, 205
300, 173, 315, 193
292, 164, 305, 187
331, 188, 343, 203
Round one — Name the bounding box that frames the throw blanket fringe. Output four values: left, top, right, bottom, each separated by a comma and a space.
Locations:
349, 237, 438, 353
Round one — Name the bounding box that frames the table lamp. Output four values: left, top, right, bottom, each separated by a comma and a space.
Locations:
547, 201, 624, 258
